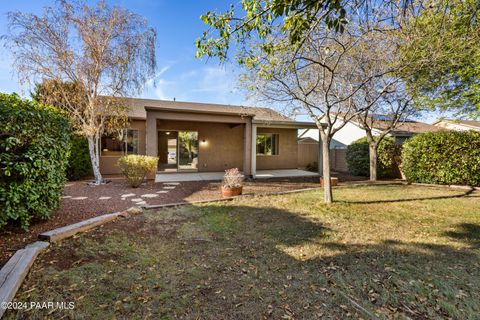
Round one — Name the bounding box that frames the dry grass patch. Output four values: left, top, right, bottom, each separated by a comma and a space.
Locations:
5, 185, 480, 319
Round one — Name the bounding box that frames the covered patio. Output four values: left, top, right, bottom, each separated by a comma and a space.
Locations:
155, 169, 319, 183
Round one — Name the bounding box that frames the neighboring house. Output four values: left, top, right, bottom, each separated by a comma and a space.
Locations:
99, 97, 319, 177
299, 115, 441, 146
432, 119, 480, 132
296, 115, 441, 173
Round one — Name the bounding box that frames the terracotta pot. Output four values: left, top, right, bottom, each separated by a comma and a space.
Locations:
222, 186, 243, 198
320, 177, 339, 187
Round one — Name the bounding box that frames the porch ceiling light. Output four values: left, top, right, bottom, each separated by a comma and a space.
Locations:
166, 132, 170, 135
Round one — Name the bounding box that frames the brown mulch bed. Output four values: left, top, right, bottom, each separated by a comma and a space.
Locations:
0, 174, 367, 267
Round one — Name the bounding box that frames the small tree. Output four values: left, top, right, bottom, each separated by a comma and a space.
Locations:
353, 83, 418, 181
4, 0, 156, 184
197, 1, 408, 203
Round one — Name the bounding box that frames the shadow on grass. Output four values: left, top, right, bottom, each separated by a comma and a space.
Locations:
444, 223, 480, 248
338, 187, 474, 204
8, 202, 480, 320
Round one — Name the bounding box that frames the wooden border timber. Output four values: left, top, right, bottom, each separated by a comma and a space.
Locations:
0, 242, 49, 318
37, 211, 135, 243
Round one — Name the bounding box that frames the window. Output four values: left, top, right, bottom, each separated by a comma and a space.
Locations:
101, 129, 139, 156
256, 133, 279, 155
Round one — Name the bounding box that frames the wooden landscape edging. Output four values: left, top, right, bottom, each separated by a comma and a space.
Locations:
0, 207, 143, 318
38, 212, 124, 242
0, 241, 49, 319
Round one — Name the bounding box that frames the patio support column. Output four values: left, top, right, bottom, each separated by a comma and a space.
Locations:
146, 114, 158, 157
243, 120, 252, 177
318, 129, 323, 174
251, 124, 257, 178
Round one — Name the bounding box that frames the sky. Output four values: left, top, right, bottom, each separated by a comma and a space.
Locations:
0, 0, 447, 123
0, 0, 248, 106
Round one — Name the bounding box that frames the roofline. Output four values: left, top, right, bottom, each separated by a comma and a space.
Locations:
433, 119, 480, 129
145, 106, 256, 117
253, 119, 323, 129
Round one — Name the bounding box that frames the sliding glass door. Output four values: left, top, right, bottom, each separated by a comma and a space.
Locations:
177, 131, 199, 171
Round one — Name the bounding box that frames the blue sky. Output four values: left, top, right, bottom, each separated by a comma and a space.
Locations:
0, 0, 247, 106
0, 0, 448, 122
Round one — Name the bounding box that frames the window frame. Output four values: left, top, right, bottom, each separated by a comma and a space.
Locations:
100, 128, 140, 157
256, 133, 279, 156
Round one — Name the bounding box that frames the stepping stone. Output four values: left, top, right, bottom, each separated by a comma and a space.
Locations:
131, 198, 143, 202
163, 186, 176, 190
99, 196, 111, 200
141, 194, 158, 198
71, 196, 88, 200
135, 201, 147, 206
62, 196, 72, 199
156, 190, 169, 194
164, 182, 180, 186
121, 193, 136, 198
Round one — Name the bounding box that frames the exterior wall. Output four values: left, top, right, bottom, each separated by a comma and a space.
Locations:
157, 119, 245, 172
298, 142, 348, 172
298, 142, 318, 168
256, 127, 298, 170
99, 120, 146, 175
299, 128, 347, 149
434, 121, 480, 132
330, 121, 367, 146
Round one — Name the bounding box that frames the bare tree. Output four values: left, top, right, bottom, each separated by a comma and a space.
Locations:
3, 0, 156, 184
353, 83, 416, 181
347, 27, 423, 181
242, 20, 396, 203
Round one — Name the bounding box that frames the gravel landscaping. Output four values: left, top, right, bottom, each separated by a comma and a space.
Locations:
1, 176, 337, 266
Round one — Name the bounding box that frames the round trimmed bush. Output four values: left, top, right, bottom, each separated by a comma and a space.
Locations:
402, 130, 480, 186
66, 135, 92, 180
346, 137, 401, 178
0, 93, 71, 229
117, 155, 159, 188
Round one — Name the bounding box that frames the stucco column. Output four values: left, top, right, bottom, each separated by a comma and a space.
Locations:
318, 129, 323, 174
145, 113, 158, 157
251, 124, 257, 178
243, 120, 252, 176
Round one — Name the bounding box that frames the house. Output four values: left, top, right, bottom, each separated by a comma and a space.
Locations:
432, 119, 480, 132
299, 115, 441, 147
296, 115, 441, 173
99, 97, 320, 178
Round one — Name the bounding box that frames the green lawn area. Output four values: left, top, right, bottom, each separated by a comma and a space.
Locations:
6, 185, 480, 319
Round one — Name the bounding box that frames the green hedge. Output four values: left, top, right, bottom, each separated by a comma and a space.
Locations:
346, 137, 401, 178
66, 135, 92, 180
402, 130, 480, 186
0, 93, 71, 229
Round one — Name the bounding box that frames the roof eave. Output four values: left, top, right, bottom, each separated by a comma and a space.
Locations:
253, 119, 323, 129
144, 106, 256, 117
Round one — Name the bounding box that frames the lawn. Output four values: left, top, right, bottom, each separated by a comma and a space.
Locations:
6, 185, 480, 319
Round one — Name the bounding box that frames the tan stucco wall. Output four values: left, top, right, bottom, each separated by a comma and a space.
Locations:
256, 127, 298, 170
157, 120, 245, 172
99, 120, 146, 175
98, 118, 300, 174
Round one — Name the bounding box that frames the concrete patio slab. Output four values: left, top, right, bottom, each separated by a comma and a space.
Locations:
155, 169, 319, 183
255, 169, 319, 179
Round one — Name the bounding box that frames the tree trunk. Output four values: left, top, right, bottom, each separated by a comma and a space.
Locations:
87, 135, 103, 185
321, 137, 333, 203
369, 143, 378, 182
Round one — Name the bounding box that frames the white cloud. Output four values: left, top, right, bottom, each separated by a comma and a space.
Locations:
142, 64, 246, 105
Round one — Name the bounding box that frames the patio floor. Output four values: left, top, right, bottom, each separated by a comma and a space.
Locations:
155, 169, 319, 183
